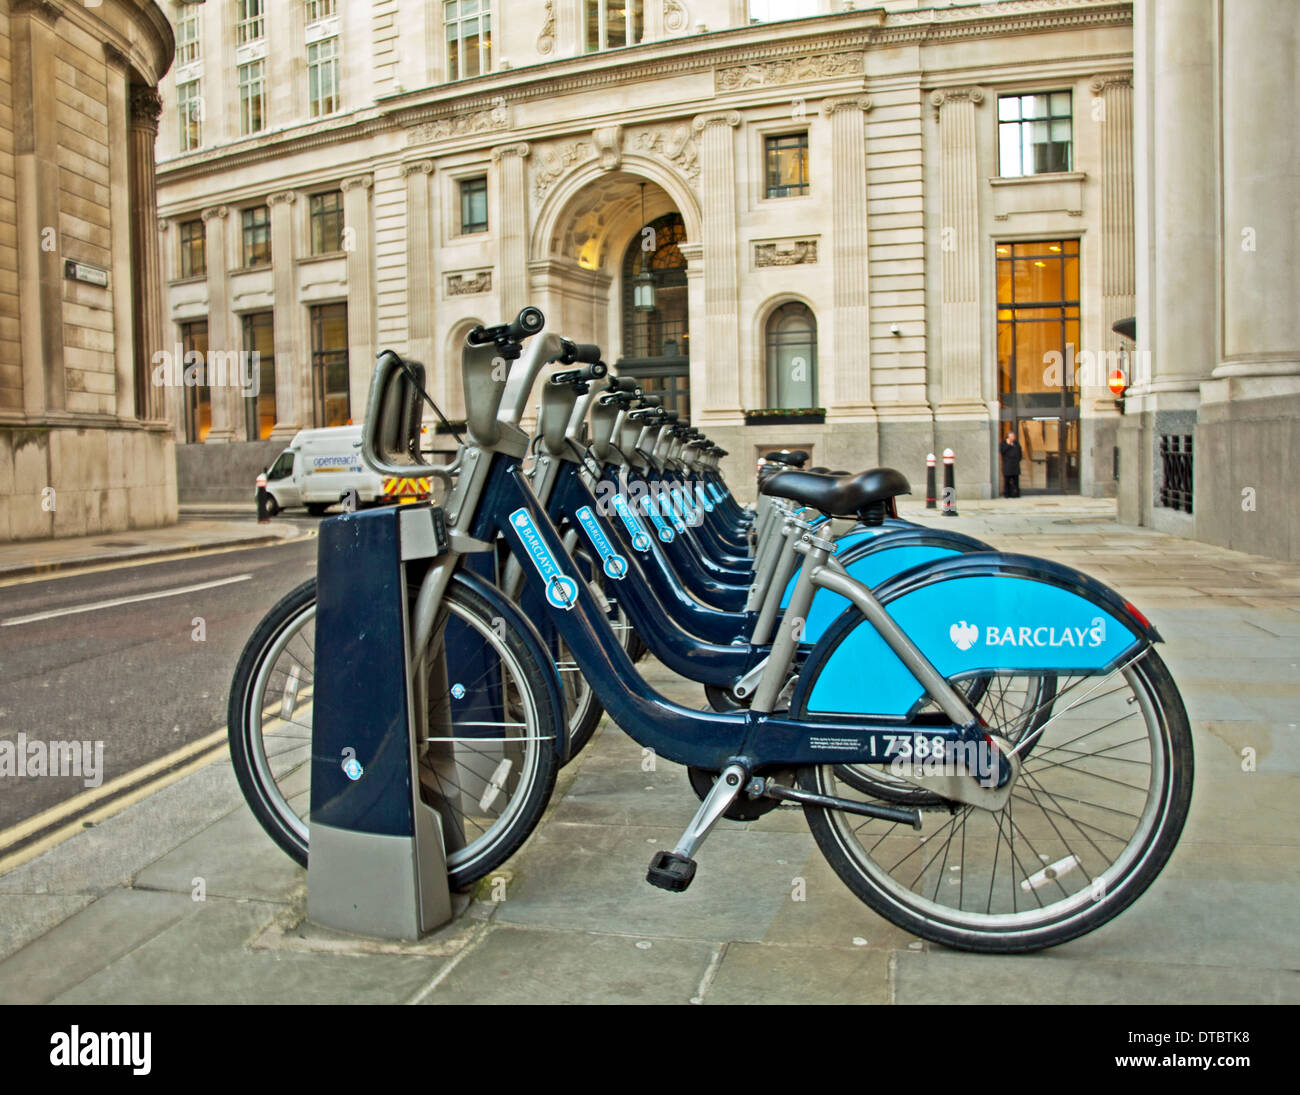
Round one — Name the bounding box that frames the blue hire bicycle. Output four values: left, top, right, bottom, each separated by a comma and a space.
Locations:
229, 308, 1193, 953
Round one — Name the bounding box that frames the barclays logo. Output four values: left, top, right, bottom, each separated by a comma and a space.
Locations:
950, 617, 1108, 651
949, 620, 978, 651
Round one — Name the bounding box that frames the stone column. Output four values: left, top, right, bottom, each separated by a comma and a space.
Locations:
128, 85, 167, 422
201, 206, 235, 442
692, 110, 742, 420
492, 143, 531, 320
267, 191, 302, 439
404, 160, 436, 379
1092, 75, 1135, 374
11, 0, 63, 416
341, 175, 374, 423
822, 97, 874, 419
1145, 0, 1217, 397
931, 88, 985, 417
1216, 0, 1298, 381
103, 45, 139, 425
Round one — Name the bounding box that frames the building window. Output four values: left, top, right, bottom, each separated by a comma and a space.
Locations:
177, 80, 202, 151
998, 92, 1073, 177
179, 219, 206, 278
311, 303, 350, 427
310, 191, 344, 254
585, 0, 643, 52
459, 177, 487, 234
242, 311, 276, 440
307, 37, 340, 116
445, 1, 492, 80
765, 132, 809, 198
619, 212, 690, 419
765, 302, 818, 408
996, 239, 1081, 493
304, 0, 335, 22
238, 60, 266, 135
180, 320, 210, 443
176, 7, 201, 66
241, 206, 271, 267
236, 0, 265, 46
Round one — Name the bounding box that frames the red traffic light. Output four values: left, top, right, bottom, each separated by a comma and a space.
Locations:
1108, 367, 1128, 397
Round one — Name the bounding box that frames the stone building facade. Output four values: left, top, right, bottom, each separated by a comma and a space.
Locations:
1121, 0, 1300, 561
156, 0, 1140, 503
0, 0, 176, 541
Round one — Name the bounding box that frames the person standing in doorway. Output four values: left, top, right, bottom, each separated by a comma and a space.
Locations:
1000, 429, 1023, 498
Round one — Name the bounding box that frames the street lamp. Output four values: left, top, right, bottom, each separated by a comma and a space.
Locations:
633, 183, 656, 312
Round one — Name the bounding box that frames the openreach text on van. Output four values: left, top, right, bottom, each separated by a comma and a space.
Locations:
151, 345, 260, 396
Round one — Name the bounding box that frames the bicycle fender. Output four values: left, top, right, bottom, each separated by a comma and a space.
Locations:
452, 566, 572, 763
781, 530, 992, 645
792, 552, 1160, 719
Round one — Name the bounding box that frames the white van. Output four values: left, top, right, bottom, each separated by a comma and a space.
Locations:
260, 425, 430, 516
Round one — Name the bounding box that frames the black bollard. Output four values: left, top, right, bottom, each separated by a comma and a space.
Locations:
941, 448, 958, 517
256, 470, 270, 524
925, 452, 937, 509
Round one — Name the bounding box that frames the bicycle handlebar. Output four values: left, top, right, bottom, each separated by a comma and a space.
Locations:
550, 362, 608, 387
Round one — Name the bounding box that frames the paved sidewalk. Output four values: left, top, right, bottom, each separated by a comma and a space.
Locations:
0, 516, 307, 579
0, 504, 1297, 1004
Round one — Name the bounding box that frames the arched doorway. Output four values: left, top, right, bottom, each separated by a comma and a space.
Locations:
619, 211, 690, 417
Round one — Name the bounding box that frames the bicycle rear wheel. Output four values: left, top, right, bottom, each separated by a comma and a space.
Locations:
801, 649, 1193, 952
226, 575, 559, 888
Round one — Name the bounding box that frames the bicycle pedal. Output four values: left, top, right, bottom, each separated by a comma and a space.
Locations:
646, 851, 697, 892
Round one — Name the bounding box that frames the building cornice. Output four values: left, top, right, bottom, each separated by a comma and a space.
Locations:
157, 1, 1131, 187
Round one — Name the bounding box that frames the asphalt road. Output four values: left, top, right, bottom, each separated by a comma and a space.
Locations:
0, 534, 318, 831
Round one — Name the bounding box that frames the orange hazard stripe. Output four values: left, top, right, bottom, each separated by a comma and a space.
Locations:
381, 477, 432, 496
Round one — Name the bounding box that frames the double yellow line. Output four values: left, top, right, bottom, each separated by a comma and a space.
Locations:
0, 728, 231, 876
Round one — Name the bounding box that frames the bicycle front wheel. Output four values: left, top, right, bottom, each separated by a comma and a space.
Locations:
226, 575, 560, 889
801, 649, 1193, 952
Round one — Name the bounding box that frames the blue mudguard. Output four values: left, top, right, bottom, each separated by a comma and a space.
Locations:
782, 528, 992, 644
792, 552, 1161, 720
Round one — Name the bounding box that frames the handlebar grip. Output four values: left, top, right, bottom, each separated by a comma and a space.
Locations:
607, 376, 640, 393
639, 394, 662, 408
550, 362, 608, 386
662, 410, 680, 423
506, 306, 545, 341
570, 343, 602, 365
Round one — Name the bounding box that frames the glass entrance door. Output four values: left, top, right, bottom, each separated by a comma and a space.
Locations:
995, 239, 1081, 493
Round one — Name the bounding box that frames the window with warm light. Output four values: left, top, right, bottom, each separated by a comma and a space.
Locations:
765, 132, 810, 198
585, 1, 643, 52
445, 1, 492, 80
242, 206, 272, 268
998, 92, 1073, 177
310, 191, 344, 254
179, 218, 206, 278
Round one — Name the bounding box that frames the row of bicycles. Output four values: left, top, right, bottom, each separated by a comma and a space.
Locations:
228, 307, 1193, 953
